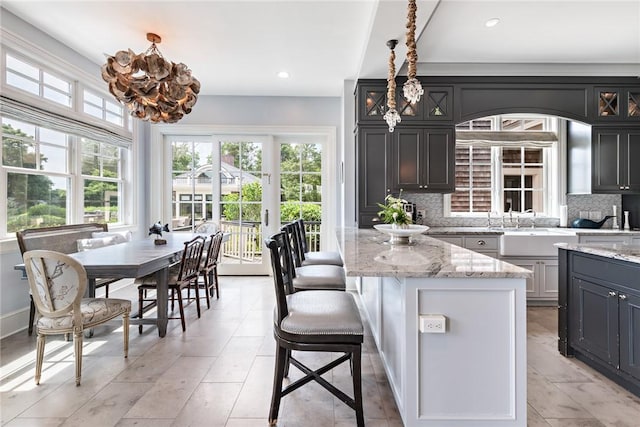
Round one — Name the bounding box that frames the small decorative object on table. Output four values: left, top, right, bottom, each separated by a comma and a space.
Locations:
376, 193, 428, 244
149, 221, 170, 245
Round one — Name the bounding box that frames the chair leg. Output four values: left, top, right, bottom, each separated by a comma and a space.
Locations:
269, 343, 287, 425
34, 334, 45, 385
194, 279, 202, 318
283, 348, 291, 378
105, 284, 109, 298
202, 272, 211, 309
73, 330, 83, 386
352, 346, 364, 427
28, 297, 35, 336
213, 267, 220, 299
123, 311, 130, 358
138, 287, 144, 334
176, 288, 186, 332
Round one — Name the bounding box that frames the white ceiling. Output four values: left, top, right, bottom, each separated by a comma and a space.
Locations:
2, 0, 639, 97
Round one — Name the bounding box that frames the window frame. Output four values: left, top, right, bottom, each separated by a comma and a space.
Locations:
445, 114, 562, 219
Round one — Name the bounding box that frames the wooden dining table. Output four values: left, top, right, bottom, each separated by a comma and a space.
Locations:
16, 232, 214, 337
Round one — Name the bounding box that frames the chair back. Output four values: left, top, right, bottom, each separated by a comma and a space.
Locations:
265, 233, 292, 326
176, 236, 205, 284
281, 223, 304, 268
203, 231, 224, 270
295, 219, 310, 253
23, 250, 86, 326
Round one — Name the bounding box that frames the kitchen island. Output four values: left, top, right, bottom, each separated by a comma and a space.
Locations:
338, 228, 531, 427
557, 242, 640, 397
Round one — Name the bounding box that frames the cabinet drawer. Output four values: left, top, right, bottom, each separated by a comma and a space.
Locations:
465, 236, 499, 251
431, 236, 463, 246
571, 252, 640, 291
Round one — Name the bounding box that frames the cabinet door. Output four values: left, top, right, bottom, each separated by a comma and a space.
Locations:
570, 277, 619, 367
625, 131, 640, 192
357, 127, 391, 227
392, 128, 422, 191
595, 88, 621, 120
423, 128, 455, 192
593, 129, 624, 193
356, 84, 387, 123
619, 290, 640, 381
424, 86, 454, 121
507, 258, 537, 297
539, 259, 559, 300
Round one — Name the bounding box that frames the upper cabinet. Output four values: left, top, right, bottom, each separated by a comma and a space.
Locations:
592, 127, 640, 193
390, 127, 455, 193
355, 82, 454, 125
356, 126, 392, 227
595, 87, 640, 122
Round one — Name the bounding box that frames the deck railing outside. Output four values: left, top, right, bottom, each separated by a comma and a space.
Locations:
217, 220, 322, 262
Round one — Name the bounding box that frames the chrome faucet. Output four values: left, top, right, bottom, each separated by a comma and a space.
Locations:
525, 209, 536, 228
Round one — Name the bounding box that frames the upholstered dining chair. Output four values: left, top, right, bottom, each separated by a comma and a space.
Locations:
136, 235, 205, 332
23, 250, 131, 386
280, 223, 345, 292
294, 219, 343, 266
265, 232, 364, 426
196, 231, 224, 305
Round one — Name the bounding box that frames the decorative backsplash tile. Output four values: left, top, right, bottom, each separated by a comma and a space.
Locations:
405, 192, 623, 229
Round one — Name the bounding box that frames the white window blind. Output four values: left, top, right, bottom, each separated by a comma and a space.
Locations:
0, 96, 131, 148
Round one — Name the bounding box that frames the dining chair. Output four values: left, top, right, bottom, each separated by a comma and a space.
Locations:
194, 231, 224, 306
281, 223, 345, 292
265, 232, 364, 426
136, 235, 205, 332
23, 250, 131, 386
294, 219, 343, 266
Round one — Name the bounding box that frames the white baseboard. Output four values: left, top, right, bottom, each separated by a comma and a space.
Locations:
1, 307, 29, 339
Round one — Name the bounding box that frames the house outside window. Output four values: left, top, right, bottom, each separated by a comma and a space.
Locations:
449, 115, 558, 217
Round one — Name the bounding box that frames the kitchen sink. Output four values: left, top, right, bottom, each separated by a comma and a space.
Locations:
499, 228, 578, 256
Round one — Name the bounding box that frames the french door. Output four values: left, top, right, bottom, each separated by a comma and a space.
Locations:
164, 129, 333, 276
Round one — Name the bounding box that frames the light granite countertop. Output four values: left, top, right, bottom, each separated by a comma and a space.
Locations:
425, 226, 640, 236
337, 227, 531, 279
555, 242, 640, 265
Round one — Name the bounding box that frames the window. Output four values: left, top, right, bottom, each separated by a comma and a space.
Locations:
449, 115, 558, 216
83, 89, 124, 126
1, 44, 133, 239
5, 53, 72, 107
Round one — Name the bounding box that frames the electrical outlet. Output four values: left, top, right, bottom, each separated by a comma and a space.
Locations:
417, 209, 426, 218
419, 314, 446, 333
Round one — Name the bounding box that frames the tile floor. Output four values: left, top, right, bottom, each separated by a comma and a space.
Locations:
2, 277, 640, 426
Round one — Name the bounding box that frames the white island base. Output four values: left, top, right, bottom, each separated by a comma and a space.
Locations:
358, 275, 527, 427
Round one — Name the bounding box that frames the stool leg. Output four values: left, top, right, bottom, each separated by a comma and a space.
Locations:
269, 343, 287, 425
138, 287, 144, 334
352, 346, 364, 427
283, 349, 291, 378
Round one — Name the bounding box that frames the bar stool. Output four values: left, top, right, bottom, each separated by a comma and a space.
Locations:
294, 219, 343, 266
281, 223, 345, 291
265, 232, 364, 426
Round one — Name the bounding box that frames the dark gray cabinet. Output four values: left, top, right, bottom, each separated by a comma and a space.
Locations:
390, 127, 455, 193
559, 250, 640, 395
570, 277, 619, 367
357, 126, 391, 227
592, 128, 640, 193
595, 87, 640, 122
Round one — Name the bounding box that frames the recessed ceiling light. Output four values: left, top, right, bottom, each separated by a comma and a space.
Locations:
485, 18, 500, 28
277, 71, 290, 79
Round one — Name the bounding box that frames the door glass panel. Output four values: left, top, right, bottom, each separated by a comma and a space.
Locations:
280, 141, 323, 249
220, 140, 263, 265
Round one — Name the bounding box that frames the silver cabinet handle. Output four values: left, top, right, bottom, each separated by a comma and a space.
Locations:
620, 186, 625, 190
608, 291, 617, 297
477, 240, 486, 246
625, 186, 630, 190
264, 209, 269, 226
619, 294, 627, 300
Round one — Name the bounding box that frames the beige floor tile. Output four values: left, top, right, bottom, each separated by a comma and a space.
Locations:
57, 382, 153, 427
546, 419, 606, 427
527, 369, 591, 419
115, 419, 173, 427
527, 404, 552, 426
229, 355, 275, 419
124, 356, 214, 419
224, 419, 268, 427
170, 382, 243, 427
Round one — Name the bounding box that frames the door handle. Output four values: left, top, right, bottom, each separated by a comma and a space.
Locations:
264, 209, 269, 226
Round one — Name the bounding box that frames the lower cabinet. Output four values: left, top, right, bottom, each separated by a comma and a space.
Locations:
429, 234, 499, 259
564, 251, 640, 394
502, 257, 559, 301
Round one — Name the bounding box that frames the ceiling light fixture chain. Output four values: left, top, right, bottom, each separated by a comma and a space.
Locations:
403, 0, 424, 104
383, 39, 401, 133
102, 32, 200, 124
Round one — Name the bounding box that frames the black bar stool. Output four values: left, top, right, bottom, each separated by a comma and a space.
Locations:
265, 232, 364, 426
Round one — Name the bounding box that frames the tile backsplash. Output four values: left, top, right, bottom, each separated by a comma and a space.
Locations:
406, 193, 623, 229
